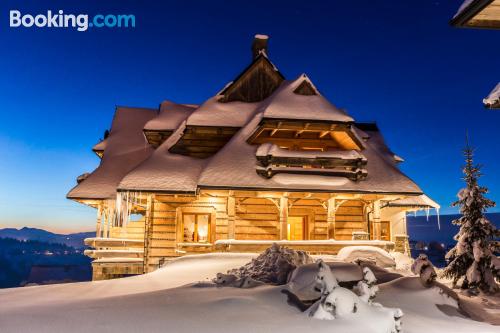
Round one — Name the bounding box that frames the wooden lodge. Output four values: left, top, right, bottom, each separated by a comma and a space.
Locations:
68, 35, 439, 280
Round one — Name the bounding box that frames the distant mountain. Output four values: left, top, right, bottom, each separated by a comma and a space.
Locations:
0, 227, 94, 249
407, 212, 500, 245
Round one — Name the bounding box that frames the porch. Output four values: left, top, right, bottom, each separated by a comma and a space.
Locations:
84, 190, 422, 278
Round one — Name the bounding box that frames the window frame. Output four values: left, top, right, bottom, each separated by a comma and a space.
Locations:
182, 213, 211, 243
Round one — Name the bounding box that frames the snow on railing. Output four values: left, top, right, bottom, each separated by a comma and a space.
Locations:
214, 239, 393, 246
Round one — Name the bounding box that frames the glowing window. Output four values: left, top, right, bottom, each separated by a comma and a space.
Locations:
183, 214, 211, 243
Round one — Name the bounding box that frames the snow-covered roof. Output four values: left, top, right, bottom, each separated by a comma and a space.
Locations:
72, 98, 424, 198
143, 101, 197, 131
115, 101, 423, 195
196, 114, 423, 194
67, 107, 156, 200
386, 194, 440, 209
261, 75, 354, 123
186, 95, 263, 127
483, 82, 500, 109
118, 122, 208, 193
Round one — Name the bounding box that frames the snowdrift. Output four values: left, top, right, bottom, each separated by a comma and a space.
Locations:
0, 253, 498, 333
337, 246, 396, 268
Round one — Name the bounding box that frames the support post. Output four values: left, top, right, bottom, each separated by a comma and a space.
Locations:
143, 194, 154, 274
96, 203, 103, 238
102, 206, 109, 239
227, 192, 236, 239
372, 200, 382, 240
327, 197, 336, 240
279, 194, 289, 240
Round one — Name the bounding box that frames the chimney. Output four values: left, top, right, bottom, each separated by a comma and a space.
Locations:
252, 34, 269, 59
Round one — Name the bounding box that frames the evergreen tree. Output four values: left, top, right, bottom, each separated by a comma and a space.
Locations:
443, 142, 499, 293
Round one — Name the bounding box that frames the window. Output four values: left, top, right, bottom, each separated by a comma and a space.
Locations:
183, 214, 211, 243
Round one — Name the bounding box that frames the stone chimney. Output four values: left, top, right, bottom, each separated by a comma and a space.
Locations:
252, 34, 269, 59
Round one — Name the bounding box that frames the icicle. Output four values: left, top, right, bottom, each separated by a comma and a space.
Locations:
414, 210, 417, 217
435, 208, 441, 230
126, 191, 132, 226
425, 208, 430, 221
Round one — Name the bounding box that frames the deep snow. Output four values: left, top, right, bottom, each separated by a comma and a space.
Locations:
0, 253, 498, 333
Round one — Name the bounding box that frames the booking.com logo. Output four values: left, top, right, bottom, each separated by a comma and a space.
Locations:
9, 10, 135, 32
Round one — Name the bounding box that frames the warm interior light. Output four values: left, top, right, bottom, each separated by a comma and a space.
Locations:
197, 224, 208, 242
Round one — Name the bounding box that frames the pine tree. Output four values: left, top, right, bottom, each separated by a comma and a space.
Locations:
443, 142, 499, 293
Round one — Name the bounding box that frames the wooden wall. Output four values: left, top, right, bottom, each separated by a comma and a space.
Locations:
289, 198, 325, 240
235, 198, 279, 240
109, 220, 145, 240
334, 200, 367, 240
95, 194, 368, 275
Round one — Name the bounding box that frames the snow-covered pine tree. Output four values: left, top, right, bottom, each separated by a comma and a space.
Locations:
443, 142, 499, 293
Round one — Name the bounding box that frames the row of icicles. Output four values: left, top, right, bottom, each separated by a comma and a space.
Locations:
410, 207, 441, 230
99, 192, 144, 237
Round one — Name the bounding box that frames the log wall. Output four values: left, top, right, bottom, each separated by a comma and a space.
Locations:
235, 197, 279, 240
89, 193, 371, 279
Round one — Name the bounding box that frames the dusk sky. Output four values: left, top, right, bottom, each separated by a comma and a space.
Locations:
0, 0, 499, 233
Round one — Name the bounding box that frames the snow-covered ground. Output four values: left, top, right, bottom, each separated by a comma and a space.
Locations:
0, 253, 498, 333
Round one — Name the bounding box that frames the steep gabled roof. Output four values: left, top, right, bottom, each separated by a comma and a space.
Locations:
218, 53, 285, 103
67, 107, 156, 200
261, 75, 354, 123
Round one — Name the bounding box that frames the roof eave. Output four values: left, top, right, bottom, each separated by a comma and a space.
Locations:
450, 0, 495, 27
197, 184, 423, 196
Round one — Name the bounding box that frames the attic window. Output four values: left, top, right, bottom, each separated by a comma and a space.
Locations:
293, 80, 317, 96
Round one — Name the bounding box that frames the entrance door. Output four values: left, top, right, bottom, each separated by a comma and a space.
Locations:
287, 216, 307, 240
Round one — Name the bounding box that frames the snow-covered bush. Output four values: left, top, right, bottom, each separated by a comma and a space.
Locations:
442, 144, 499, 293
411, 254, 437, 287
337, 246, 396, 268
314, 259, 339, 294
355, 267, 379, 303
391, 252, 413, 271
308, 286, 359, 319
216, 243, 313, 286
307, 284, 403, 333
285, 259, 403, 332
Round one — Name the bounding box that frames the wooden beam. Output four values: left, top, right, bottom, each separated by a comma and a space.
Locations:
143, 194, 154, 274
319, 130, 330, 138
294, 130, 304, 138
279, 194, 289, 240
96, 203, 103, 238
327, 197, 336, 239
371, 200, 382, 240
227, 192, 236, 239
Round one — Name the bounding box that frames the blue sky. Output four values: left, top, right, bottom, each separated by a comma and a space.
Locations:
0, 0, 499, 233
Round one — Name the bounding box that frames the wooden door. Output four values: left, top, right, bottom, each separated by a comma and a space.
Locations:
288, 216, 307, 240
